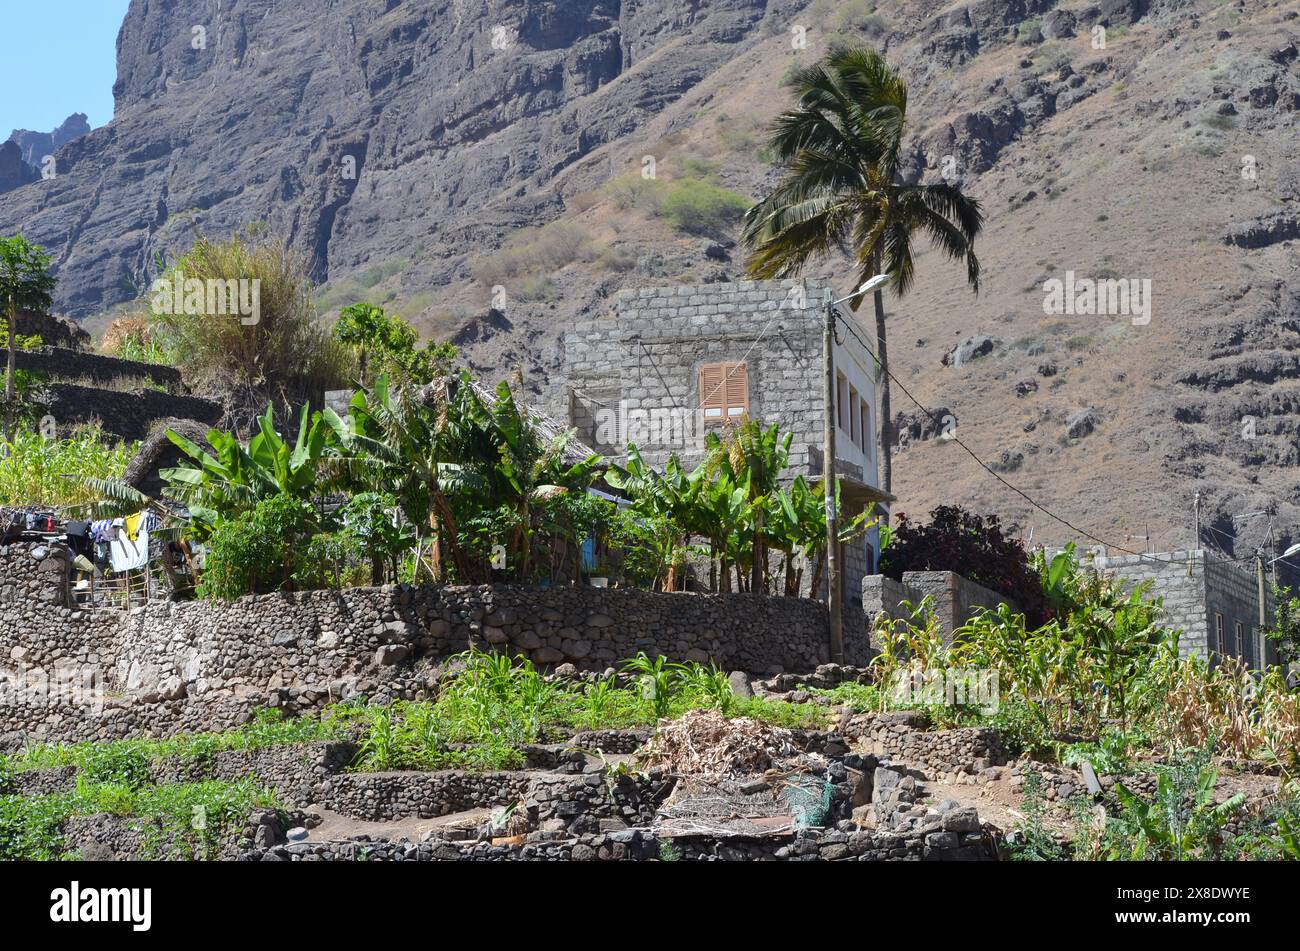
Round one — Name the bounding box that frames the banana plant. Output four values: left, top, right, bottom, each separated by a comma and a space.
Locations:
330, 373, 475, 581
606, 446, 704, 589
477, 379, 604, 580
160, 402, 332, 533
770, 476, 877, 598
699, 473, 752, 593
704, 421, 791, 593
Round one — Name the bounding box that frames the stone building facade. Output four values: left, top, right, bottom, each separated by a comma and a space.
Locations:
1091, 549, 1277, 668
862, 570, 1020, 643
562, 278, 889, 609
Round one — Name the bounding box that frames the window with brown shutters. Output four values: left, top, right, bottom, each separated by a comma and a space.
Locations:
700, 362, 749, 424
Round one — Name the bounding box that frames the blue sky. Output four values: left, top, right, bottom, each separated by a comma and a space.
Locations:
1, 1, 132, 135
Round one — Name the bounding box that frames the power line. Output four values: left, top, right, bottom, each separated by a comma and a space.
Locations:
828, 308, 1148, 556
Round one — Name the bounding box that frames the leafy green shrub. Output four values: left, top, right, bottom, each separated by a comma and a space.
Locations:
197, 494, 316, 601
76, 742, 152, 789
1105, 751, 1244, 861
333, 302, 455, 387
1009, 767, 1070, 860
1060, 729, 1142, 776
0, 792, 69, 861
659, 179, 752, 234
1227, 795, 1300, 861
880, 505, 1047, 624
292, 531, 369, 590
333, 490, 412, 586
0, 778, 277, 861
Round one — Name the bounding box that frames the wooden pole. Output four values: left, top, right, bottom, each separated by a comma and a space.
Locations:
823, 299, 844, 664
1257, 551, 1268, 667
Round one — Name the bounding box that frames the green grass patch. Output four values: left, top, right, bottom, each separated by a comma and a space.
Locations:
0, 777, 277, 861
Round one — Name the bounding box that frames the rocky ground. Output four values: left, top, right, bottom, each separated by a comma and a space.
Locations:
9, 663, 1284, 862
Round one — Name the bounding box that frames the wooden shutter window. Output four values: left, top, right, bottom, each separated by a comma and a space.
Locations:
700, 364, 726, 421
700, 362, 748, 425
724, 363, 748, 419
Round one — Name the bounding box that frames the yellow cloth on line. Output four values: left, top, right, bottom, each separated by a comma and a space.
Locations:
124, 511, 145, 542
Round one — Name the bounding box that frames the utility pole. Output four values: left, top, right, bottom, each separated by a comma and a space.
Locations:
822, 297, 843, 664
1193, 491, 1201, 551
818, 274, 888, 665
1257, 549, 1268, 668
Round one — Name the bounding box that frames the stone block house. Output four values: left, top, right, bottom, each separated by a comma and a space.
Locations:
562, 278, 890, 610
1091, 549, 1278, 669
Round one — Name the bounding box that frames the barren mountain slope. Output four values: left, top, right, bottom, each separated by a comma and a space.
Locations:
0, 0, 1296, 567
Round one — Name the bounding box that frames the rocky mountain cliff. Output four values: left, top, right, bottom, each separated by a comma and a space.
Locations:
1, 0, 1298, 568
6, 113, 91, 170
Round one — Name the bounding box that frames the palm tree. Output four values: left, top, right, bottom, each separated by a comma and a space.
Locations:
0, 235, 56, 440
741, 44, 983, 493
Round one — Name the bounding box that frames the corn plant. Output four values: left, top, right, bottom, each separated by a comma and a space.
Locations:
622, 653, 684, 720
679, 661, 735, 714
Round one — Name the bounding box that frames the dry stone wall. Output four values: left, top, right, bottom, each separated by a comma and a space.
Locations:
1, 543, 868, 746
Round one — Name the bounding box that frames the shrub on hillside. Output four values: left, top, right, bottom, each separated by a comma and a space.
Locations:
659, 179, 751, 235
880, 505, 1046, 623
146, 230, 353, 420
471, 220, 595, 288
101, 316, 171, 365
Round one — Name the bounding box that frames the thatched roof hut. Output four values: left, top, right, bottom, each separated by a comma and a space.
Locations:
122, 417, 213, 498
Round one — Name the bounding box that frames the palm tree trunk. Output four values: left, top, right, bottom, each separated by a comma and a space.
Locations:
520, 501, 531, 581
4, 293, 16, 441
750, 508, 765, 594
873, 264, 892, 495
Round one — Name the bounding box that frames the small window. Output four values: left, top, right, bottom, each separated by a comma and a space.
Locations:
700, 362, 749, 425
1214, 613, 1225, 656
860, 399, 872, 455
848, 385, 859, 446
1234, 622, 1244, 658
836, 373, 849, 432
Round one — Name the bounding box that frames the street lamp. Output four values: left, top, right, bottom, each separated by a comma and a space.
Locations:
823, 273, 889, 664
1268, 543, 1300, 565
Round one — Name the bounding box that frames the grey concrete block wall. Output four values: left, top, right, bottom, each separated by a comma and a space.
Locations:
1092, 549, 1275, 668
565, 279, 831, 475
902, 571, 1021, 640
861, 570, 1020, 647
